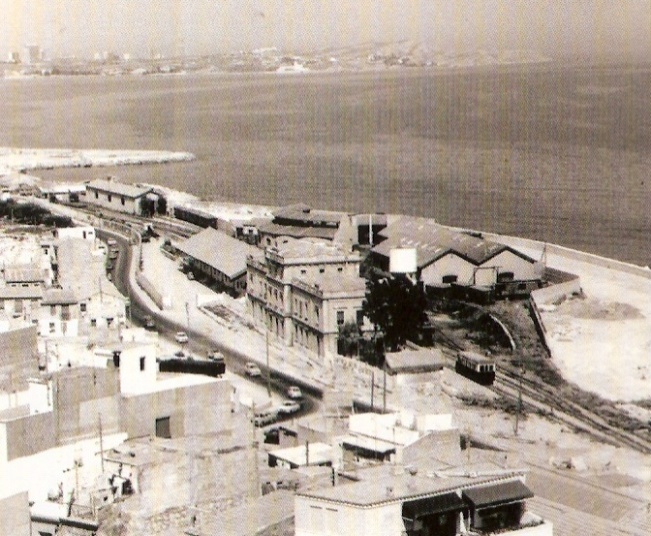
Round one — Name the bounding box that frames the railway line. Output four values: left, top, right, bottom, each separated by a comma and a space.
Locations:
495, 368, 651, 454
79, 202, 651, 454
431, 319, 651, 454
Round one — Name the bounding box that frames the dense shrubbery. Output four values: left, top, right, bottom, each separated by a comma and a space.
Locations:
0, 200, 73, 227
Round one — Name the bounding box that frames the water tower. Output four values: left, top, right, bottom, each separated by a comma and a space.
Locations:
389, 247, 418, 283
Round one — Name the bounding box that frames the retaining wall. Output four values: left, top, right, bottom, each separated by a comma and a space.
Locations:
137, 271, 171, 310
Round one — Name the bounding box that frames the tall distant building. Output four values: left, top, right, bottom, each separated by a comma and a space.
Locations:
23, 44, 41, 65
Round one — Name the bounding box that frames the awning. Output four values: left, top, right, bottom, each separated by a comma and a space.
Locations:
402, 493, 466, 521
341, 435, 397, 454
463, 480, 533, 508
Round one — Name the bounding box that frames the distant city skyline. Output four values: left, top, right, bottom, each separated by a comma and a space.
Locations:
1, 0, 651, 62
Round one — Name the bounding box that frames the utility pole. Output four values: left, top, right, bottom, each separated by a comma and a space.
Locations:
515, 361, 524, 436
98, 413, 105, 473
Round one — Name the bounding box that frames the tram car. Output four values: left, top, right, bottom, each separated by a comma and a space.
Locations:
455, 350, 496, 386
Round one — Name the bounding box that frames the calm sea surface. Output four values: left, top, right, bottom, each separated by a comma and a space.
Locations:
2, 65, 650, 265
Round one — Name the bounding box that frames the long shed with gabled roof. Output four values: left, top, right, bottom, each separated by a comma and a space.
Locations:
175, 227, 260, 296
84, 178, 153, 215
371, 217, 542, 293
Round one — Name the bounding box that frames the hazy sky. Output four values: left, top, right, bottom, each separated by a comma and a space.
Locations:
2, 0, 651, 60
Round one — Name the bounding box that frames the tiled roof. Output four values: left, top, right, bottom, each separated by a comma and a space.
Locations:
373, 217, 524, 267
0, 286, 43, 299
272, 203, 345, 225
463, 480, 533, 507
385, 348, 445, 374
85, 179, 152, 198
176, 227, 259, 279
258, 221, 338, 240
298, 472, 526, 508
42, 288, 78, 305
4, 266, 46, 283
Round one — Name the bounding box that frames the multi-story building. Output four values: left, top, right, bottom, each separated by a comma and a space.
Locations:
247, 238, 367, 356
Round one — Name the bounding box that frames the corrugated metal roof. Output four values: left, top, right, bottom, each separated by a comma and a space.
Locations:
463, 480, 533, 507
176, 227, 259, 279
402, 492, 466, 521
85, 179, 152, 199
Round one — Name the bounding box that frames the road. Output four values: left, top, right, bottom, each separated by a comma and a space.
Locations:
101, 228, 318, 420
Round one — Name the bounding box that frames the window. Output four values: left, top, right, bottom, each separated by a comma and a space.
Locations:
139, 356, 146, 371
442, 275, 458, 284
319, 267, 325, 274
300, 269, 307, 275
337, 267, 343, 273
90, 318, 97, 327
336, 311, 344, 326
356, 310, 364, 325
50, 305, 56, 315
106, 317, 113, 327
155, 416, 171, 439
107, 194, 112, 202
95, 191, 99, 199
80, 303, 87, 312
497, 271, 515, 283
49, 322, 55, 333
121, 196, 125, 205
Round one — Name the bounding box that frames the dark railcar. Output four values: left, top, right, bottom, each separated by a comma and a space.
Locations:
455, 350, 496, 386
159, 358, 226, 377
173, 206, 218, 229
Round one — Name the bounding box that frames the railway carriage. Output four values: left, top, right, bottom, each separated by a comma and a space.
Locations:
456, 350, 496, 386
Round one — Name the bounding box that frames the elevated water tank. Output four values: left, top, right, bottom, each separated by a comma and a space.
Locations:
389, 248, 417, 274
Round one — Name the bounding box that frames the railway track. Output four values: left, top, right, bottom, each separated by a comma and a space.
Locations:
495, 369, 651, 454
430, 318, 651, 454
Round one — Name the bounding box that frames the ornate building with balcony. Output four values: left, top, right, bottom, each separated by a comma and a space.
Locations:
246, 238, 368, 356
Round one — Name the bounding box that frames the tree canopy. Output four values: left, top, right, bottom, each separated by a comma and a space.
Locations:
361, 273, 428, 352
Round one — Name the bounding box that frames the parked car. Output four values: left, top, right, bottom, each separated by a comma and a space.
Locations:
143, 315, 156, 330
107, 238, 117, 247
244, 362, 262, 377
175, 331, 189, 344
286, 385, 303, 400
109, 250, 119, 260
208, 349, 224, 362
253, 410, 276, 427
276, 400, 301, 415
174, 350, 187, 359
187, 271, 195, 280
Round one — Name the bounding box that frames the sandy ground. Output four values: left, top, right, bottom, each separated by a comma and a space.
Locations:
514, 243, 651, 403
